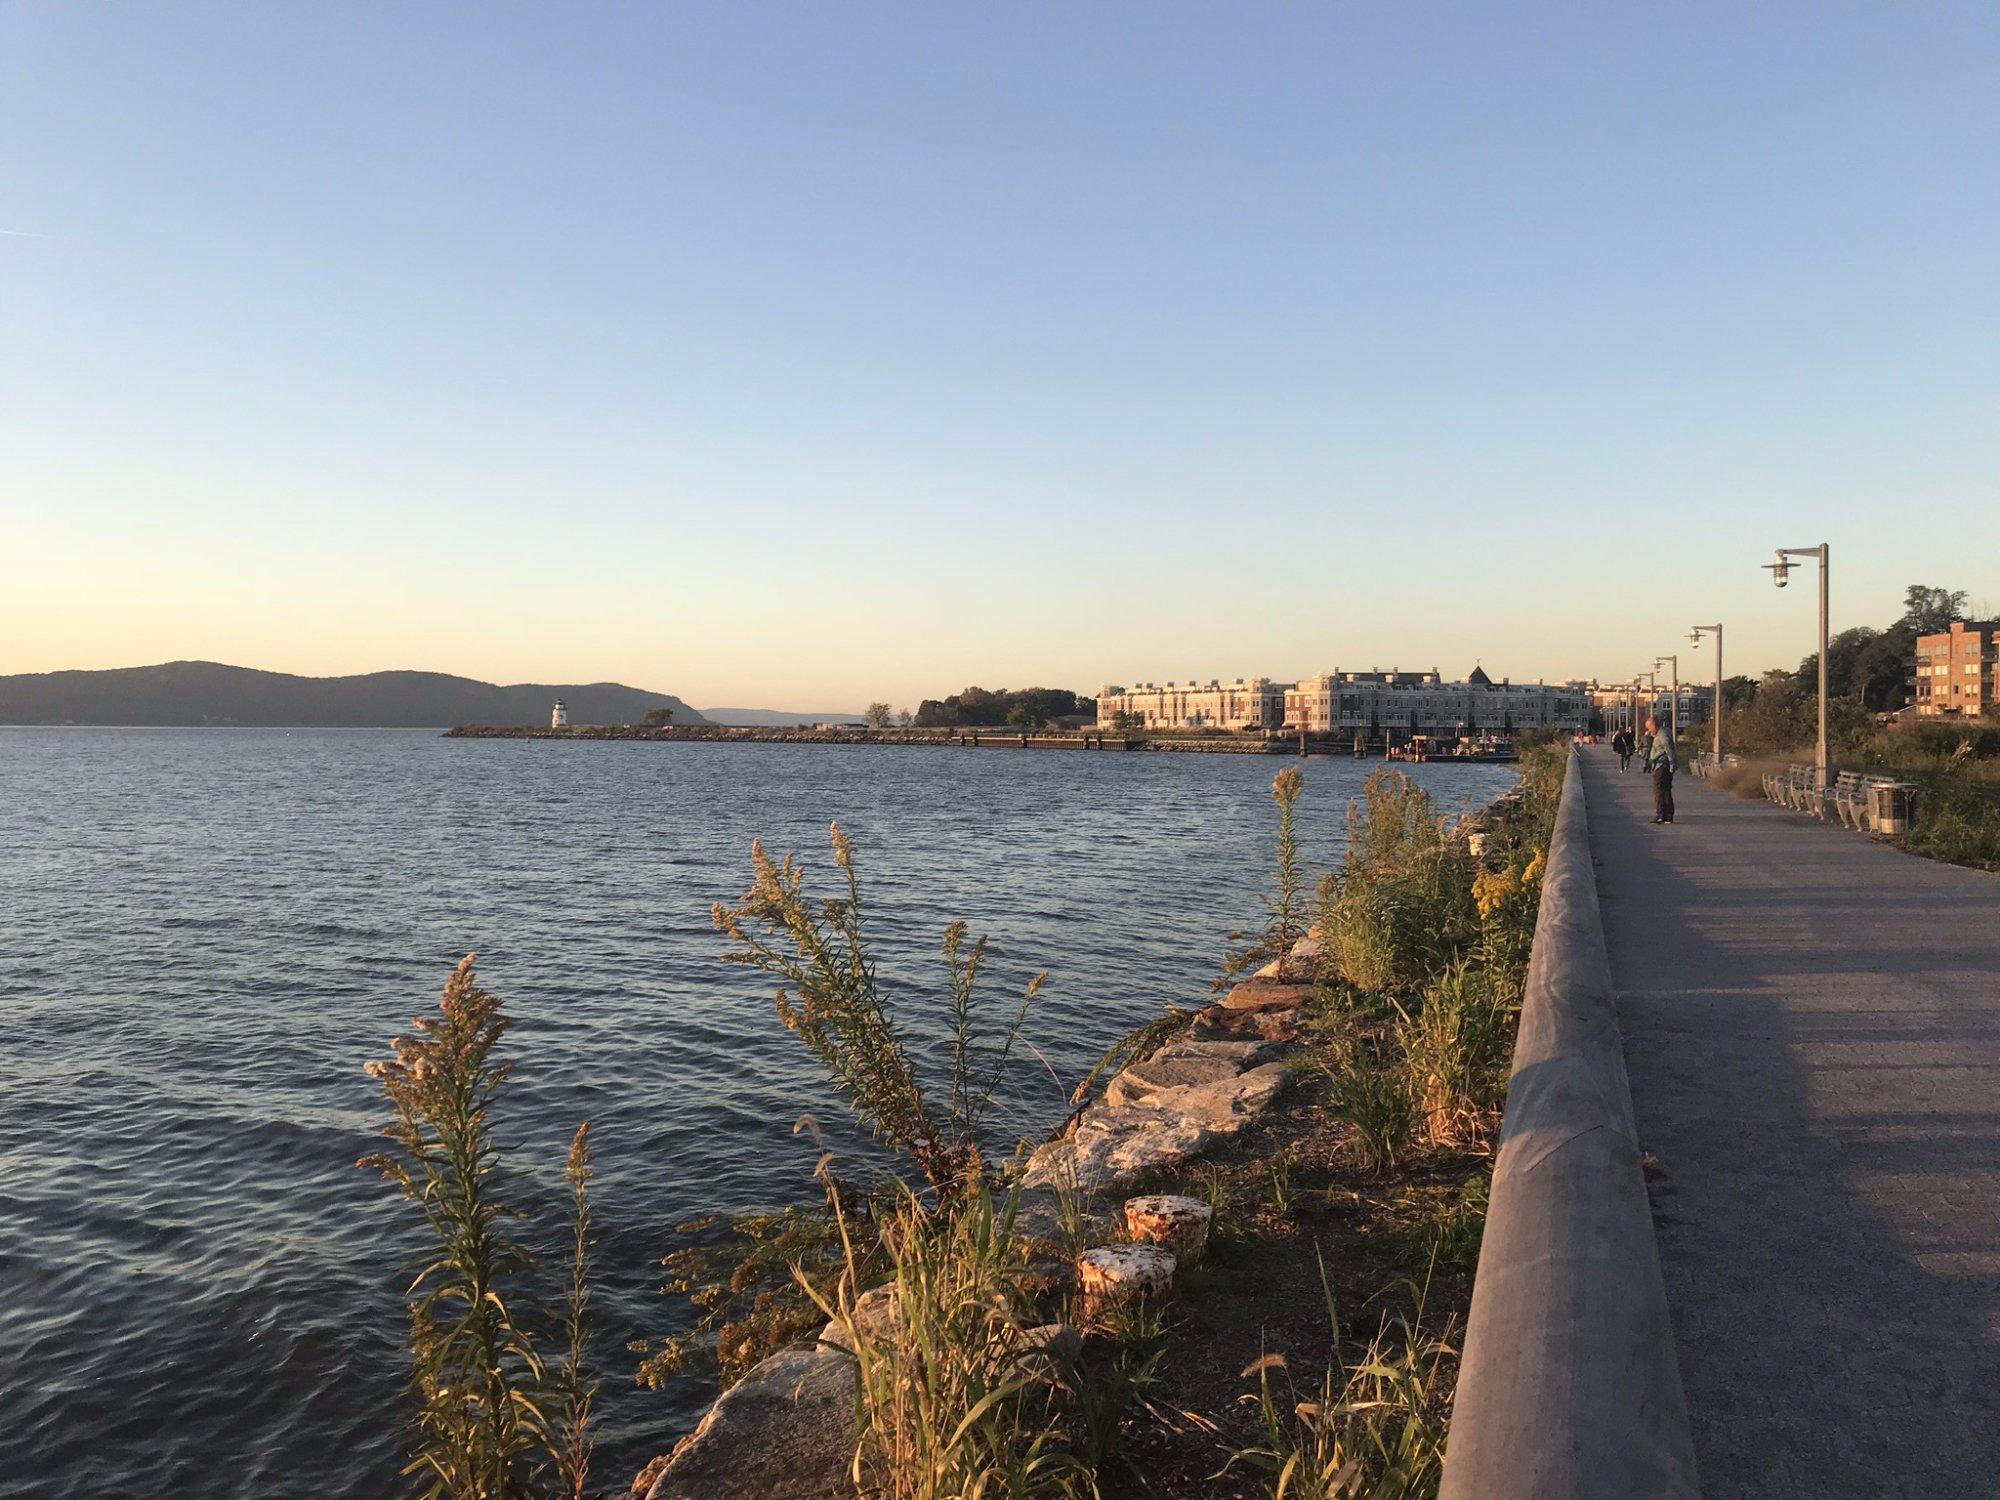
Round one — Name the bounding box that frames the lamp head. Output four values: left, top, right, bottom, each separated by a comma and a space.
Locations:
1766, 550, 1792, 588
1690, 629, 1702, 648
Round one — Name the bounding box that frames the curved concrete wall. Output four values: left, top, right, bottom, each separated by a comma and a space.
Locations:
1439, 750, 1700, 1500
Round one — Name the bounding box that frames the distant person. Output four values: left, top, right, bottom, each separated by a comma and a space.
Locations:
1645, 715, 1677, 824
1612, 726, 1634, 771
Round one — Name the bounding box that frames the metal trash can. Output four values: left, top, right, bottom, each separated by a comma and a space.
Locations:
1869, 781, 1918, 836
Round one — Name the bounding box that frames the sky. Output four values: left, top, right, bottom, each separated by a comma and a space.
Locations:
2, 2, 1996, 710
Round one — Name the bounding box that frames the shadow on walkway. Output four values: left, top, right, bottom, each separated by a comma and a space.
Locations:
1583, 751, 2000, 1500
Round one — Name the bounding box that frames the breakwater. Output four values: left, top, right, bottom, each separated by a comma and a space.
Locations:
444, 724, 1495, 756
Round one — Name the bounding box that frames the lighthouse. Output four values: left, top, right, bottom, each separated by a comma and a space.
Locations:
551, 698, 570, 730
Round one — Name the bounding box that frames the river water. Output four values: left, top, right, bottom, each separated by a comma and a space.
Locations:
0, 729, 1512, 1497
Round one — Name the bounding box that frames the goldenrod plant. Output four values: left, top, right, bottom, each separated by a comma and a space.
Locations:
1470, 851, 1544, 976
554, 1125, 596, 1500
1224, 767, 1310, 983
361, 955, 595, 1500
713, 823, 1045, 1201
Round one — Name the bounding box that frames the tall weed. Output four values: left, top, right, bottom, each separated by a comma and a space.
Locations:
1399, 961, 1517, 1148
361, 955, 595, 1500
714, 823, 1045, 1198
809, 1176, 1082, 1499
1224, 768, 1312, 982
1230, 1267, 1456, 1500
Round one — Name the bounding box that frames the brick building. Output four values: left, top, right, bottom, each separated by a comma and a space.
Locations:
1914, 620, 1999, 718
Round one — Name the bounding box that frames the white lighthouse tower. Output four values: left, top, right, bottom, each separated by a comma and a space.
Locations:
550, 698, 570, 730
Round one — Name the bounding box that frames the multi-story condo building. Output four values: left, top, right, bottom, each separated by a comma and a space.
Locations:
1914, 620, 1999, 718
1285, 667, 1590, 736
1098, 668, 1590, 735
1095, 677, 1288, 730
1584, 680, 1711, 731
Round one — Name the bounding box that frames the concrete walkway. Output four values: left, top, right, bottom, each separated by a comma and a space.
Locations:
1584, 751, 2000, 1499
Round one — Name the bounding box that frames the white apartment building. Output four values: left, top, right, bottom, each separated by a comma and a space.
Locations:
1284, 667, 1589, 735
1099, 667, 1590, 735
1095, 678, 1288, 730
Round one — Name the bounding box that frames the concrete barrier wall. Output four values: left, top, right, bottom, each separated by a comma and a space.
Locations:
1439, 749, 1700, 1499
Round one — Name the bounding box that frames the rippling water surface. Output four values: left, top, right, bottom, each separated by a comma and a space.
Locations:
0, 729, 1512, 1497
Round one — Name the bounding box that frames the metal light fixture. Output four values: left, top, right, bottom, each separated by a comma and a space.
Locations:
1765, 543, 1831, 786
1690, 624, 1723, 767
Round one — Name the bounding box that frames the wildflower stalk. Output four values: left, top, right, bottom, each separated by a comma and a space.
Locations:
1223, 767, 1311, 983
554, 1124, 596, 1500
362, 954, 545, 1499
362, 954, 596, 1500
712, 823, 1044, 1200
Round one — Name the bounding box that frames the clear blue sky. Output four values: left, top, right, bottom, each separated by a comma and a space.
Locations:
3, 2, 1995, 708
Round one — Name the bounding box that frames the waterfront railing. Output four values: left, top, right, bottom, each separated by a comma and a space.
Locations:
1439, 747, 1700, 1500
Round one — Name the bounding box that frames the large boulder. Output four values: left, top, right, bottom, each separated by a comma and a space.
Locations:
1150, 1036, 1284, 1069
638, 1347, 855, 1500
1105, 1052, 1239, 1107
1024, 1062, 1290, 1192
1218, 979, 1314, 1013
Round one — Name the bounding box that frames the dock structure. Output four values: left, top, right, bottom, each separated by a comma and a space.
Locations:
1585, 751, 2000, 1496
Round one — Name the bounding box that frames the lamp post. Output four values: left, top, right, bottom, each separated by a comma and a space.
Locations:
1690, 623, 1723, 769
1654, 654, 1680, 746
1765, 544, 1831, 786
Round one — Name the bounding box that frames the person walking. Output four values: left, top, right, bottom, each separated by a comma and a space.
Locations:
1613, 726, 1634, 771
1645, 714, 1676, 824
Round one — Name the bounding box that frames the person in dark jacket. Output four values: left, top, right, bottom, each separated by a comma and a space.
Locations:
1645, 715, 1676, 823
1612, 726, 1634, 771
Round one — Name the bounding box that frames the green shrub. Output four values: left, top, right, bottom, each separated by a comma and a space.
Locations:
636, 1193, 868, 1390
1320, 772, 1477, 998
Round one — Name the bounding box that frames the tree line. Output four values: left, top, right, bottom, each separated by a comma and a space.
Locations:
909, 686, 1092, 729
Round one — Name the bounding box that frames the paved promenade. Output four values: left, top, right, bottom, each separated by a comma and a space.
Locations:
1584, 751, 2000, 1499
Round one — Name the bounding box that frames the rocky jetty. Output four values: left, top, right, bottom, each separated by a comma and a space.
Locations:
1023, 939, 1320, 1193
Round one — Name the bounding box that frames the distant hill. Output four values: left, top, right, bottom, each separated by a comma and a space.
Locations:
700, 706, 866, 727
0, 661, 711, 728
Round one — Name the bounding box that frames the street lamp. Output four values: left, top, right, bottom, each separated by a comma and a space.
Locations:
1690, 624, 1723, 769
1765, 543, 1830, 786
1654, 654, 1680, 745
